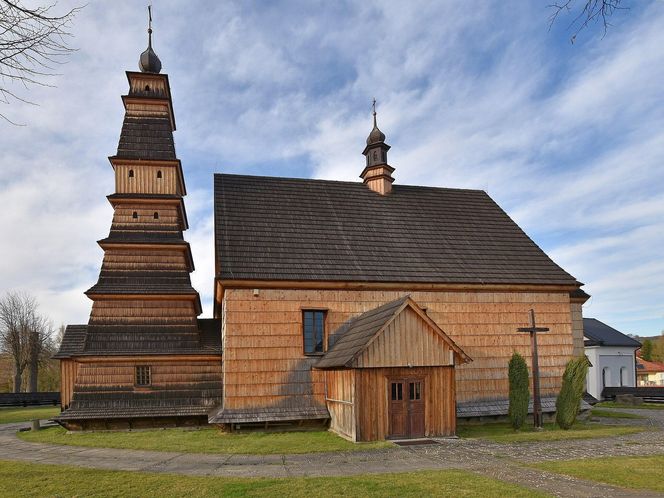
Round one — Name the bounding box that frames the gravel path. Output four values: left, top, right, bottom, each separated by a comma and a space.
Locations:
1, 409, 663, 497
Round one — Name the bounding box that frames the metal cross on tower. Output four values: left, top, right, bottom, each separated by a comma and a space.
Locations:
517, 309, 549, 428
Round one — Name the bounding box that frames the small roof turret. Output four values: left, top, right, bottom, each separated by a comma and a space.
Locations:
139, 6, 162, 74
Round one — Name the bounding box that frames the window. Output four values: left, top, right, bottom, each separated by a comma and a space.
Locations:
303, 310, 325, 354
132, 211, 138, 219
391, 382, 403, 401
409, 381, 421, 400
157, 170, 162, 179
144, 85, 150, 92
153, 212, 159, 219
135, 366, 151, 386
128, 169, 134, 178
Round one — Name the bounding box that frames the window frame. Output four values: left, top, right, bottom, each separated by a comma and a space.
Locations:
302, 309, 327, 356
135, 365, 151, 387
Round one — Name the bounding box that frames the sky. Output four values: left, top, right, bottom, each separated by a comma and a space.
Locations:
1, 1, 663, 337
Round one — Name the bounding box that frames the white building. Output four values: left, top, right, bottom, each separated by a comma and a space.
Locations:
584, 318, 640, 400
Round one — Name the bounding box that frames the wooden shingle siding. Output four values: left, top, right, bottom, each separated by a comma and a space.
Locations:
222, 288, 573, 409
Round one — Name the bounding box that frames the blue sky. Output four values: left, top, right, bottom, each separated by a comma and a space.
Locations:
1, 1, 663, 337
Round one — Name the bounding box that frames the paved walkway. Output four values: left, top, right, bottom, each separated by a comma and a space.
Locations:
2, 409, 664, 497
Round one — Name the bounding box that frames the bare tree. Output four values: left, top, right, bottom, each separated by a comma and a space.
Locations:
0, 1, 82, 125
0, 291, 53, 392
548, 0, 629, 43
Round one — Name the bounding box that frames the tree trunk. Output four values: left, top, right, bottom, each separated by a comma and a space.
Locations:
13, 362, 23, 393
28, 355, 39, 392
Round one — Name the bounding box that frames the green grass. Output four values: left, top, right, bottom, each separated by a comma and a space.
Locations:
0, 459, 547, 498
590, 408, 645, 419
19, 426, 392, 455
594, 401, 664, 410
534, 455, 664, 493
0, 406, 60, 424
457, 422, 645, 443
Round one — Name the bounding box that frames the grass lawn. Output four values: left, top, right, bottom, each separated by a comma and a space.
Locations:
590, 408, 645, 419
457, 422, 644, 443
19, 426, 392, 455
594, 401, 664, 410
534, 455, 664, 493
0, 406, 60, 424
0, 459, 547, 498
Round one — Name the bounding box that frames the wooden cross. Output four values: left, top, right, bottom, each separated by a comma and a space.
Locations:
517, 309, 549, 428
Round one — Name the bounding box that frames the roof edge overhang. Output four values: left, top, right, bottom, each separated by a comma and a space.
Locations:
59, 353, 221, 362
216, 278, 581, 293
84, 291, 202, 315
359, 163, 396, 179
97, 240, 194, 272
108, 157, 187, 196
106, 194, 189, 230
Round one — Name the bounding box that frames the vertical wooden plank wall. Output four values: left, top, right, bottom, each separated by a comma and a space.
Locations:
354, 366, 455, 441
570, 302, 585, 357
324, 370, 356, 441
223, 288, 574, 410
115, 164, 180, 195
60, 360, 79, 409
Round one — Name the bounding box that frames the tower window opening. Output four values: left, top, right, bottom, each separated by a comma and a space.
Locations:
145, 85, 150, 92
157, 170, 162, 179
128, 169, 134, 178
132, 211, 138, 219
154, 212, 159, 219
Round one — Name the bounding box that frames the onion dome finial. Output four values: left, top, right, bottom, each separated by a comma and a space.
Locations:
366, 98, 386, 145
139, 5, 162, 74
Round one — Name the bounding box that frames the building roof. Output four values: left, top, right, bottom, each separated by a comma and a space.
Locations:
583, 318, 641, 348
315, 296, 470, 369
214, 174, 581, 286
636, 356, 664, 373
53, 319, 222, 358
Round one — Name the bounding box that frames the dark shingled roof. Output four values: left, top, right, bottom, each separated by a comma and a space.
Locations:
583, 318, 641, 348
57, 386, 221, 420
316, 296, 470, 369
53, 319, 222, 357
116, 116, 176, 160
53, 325, 88, 359
214, 174, 581, 285
316, 297, 409, 368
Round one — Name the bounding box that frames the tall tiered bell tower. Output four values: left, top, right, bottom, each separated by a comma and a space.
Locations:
55, 11, 222, 430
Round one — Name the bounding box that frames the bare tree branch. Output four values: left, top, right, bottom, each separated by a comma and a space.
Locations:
0, 0, 83, 125
548, 0, 629, 43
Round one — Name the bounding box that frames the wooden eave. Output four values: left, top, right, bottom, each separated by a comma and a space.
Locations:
359, 163, 396, 179
68, 354, 221, 362
213, 278, 581, 319
84, 291, 202, 315
97, 240, 195, 272
106, 194, 189, 230
108, 157, 187, 196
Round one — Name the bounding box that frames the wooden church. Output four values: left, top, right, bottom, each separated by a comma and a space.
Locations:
56, 26, 589, 440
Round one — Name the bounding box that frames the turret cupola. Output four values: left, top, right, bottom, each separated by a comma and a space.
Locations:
139, 6, 162, 74
361, 100, 394, 195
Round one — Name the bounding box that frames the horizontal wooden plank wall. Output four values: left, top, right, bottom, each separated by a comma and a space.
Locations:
570, 302, 584, 357
355, 366, 455, 441
354, 307, 453, 368
325, 369, 356, 440
223, 288, 574, 411
60, 360, 79, 409
89, 300, 198, 327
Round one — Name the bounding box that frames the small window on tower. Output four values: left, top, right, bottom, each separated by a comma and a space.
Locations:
153, 212, 159, 219
135, 366, 151, 386
128, 169, 134, 178
157, 170, 162, 179
145, 85, 150, 92
132, 211, 138, 219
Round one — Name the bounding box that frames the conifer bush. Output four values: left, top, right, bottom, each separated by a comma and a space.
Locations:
508, 352, 530, 430
555, 356, 589, 430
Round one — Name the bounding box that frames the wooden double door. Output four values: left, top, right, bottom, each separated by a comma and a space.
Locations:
388, 378, 424, 439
